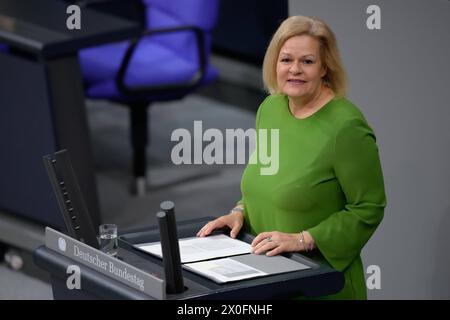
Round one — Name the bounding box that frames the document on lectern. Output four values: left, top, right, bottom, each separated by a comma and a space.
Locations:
135, 234, 252, 263
183, 257, 268, 283
183, 254, 312, 283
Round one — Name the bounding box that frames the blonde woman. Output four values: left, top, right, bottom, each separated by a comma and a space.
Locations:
198, 16, 386, 300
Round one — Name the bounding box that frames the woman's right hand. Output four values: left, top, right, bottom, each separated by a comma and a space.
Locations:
196, 211, 244, 239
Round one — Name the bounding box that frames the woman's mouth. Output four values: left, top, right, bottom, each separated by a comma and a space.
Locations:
287, 79, 307, 85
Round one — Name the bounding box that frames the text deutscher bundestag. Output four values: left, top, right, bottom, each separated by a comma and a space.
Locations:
73, 244, 145, 291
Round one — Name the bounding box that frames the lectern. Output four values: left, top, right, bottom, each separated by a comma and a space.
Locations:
34, 150, 344, 299
34, 218, 344, 300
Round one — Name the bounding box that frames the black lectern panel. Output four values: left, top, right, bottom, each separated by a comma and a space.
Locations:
43, 150, 98, 249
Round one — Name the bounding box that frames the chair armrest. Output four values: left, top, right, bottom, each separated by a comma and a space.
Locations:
115, 25, 207, 96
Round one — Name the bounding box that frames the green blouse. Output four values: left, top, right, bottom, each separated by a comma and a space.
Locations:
239, 94, 386, 299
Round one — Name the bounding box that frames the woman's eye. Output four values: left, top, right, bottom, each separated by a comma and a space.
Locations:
303, 59, 314, 64
280, 58, 290, 63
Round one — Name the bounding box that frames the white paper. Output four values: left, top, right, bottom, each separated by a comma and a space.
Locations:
183, 258, 268, 283
136, 234, 252, 263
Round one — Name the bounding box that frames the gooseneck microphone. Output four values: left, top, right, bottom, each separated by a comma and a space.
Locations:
157, 201, 184, 294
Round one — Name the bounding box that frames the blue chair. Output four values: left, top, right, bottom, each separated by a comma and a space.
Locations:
78, 0, 220, 195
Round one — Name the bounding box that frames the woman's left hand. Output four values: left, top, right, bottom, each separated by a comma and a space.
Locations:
251, 231, 309, 256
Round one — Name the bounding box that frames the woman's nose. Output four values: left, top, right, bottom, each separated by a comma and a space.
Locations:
289, 62, 302, 74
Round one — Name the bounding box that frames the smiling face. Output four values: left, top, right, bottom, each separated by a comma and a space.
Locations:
276, 35, 327, 103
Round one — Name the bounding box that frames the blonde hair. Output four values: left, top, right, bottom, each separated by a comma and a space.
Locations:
262, 15, 347, 97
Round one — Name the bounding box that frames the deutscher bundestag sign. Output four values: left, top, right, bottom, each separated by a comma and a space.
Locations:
45, 227, 165, 299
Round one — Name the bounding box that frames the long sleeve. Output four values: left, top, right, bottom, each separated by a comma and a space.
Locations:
236, 100, 264, 220
307, 118, 387, 272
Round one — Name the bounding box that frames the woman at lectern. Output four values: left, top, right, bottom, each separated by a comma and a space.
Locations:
197, 15, 386, 300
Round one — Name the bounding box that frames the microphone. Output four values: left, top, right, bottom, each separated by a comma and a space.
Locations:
157, 201, 184, 293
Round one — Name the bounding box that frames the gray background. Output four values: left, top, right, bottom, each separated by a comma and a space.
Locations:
289, 0, 450, 299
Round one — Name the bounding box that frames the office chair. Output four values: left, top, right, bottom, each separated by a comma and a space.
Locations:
78, 0, 220, 196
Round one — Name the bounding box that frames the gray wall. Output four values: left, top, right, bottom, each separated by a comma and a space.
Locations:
289, 0, 450, 299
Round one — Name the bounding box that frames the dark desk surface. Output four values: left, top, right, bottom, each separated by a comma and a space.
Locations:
0, 0, 140, 57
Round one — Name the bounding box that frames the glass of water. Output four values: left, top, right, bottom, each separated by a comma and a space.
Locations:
98, 224, 118, 257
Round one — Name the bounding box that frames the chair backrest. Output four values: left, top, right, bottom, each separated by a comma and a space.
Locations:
142, 0, 220, 63
143, 0, 218, 30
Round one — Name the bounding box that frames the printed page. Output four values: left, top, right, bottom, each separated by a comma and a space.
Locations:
183, 257, 268, 283
136, 234, 252, 263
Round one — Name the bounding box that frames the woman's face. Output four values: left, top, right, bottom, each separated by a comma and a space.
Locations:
276, 35, 326, 101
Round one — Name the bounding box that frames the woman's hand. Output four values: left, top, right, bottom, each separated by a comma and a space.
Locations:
251, 231, 315, 256
196, 211, 244, 239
